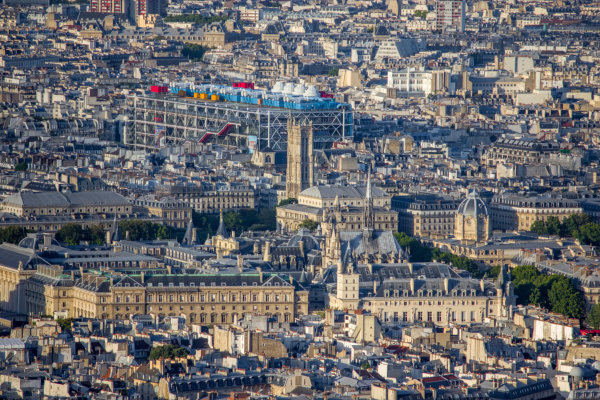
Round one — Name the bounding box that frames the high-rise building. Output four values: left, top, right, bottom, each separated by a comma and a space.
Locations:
130, 0, 162, 18
436, 0, 465, 32
89, 0, 125, 14
286, 119, 314, 200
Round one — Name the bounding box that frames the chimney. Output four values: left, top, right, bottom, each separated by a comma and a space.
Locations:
192, 228, 197, 244
125, 230, 130, 240
257, 267, 263, 283
106, 230, 112, 245
410, 278, 415, 294
216, 249, 224, 260
299, 240, 305, 255
263, 242, 271, 262
141, 271, 145, 284
408, 263, 414, 274
253, 241, 260, 254
43, 233, 53, 247
237, 255, 244, 272
373, 280, 378, 294
444, 278, 449, 294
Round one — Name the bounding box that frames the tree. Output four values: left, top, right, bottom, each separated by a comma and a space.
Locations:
361, 362, 371, 370
587, 304, 600, 329
510, 265, 539, 284
298, 219, 319, 231
394, 232, 433, 262
487, 265, 501, 280
14, 162, 27, 171
181, 43, 207, 61
256, 208, 276, 231
414, 10, 427, 19
57, 317, 73, 332
55, 224, 86, 246
149, 344, 189, 360
55, 224, 108, 246
0, 226, 29, 244
118, 220, 178, 241
277, 198, 298, 207
530, 220, 548, 235
548, 276, 584, 319
328, 67, 339, 77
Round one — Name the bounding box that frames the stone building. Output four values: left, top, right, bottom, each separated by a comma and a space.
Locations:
134, 195, 192, 229
0, 190, 131, 217
481, 138, 560, 167
454, 191, 491, 244
489, 193, 582, 231
393, 194, 459, 239
285, 119, 314, 200
157, 183, 255, 214
23, 266, 309, 324
329, 261, 515, 325
277, 175, 398, 233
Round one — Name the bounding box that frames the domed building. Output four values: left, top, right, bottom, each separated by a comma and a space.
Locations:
454, 191, 491, 243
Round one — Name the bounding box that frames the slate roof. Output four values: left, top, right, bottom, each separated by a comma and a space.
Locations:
2, 190, 129, 208
301, 185, 388, 200
0, 243, 36, 270
340, 230, 402, 261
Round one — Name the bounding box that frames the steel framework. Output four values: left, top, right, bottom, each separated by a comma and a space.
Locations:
127, 95, 353, 152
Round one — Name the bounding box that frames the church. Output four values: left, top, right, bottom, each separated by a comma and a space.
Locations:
325, 184, 515, 325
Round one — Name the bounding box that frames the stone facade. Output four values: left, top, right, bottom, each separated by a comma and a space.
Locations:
286, 119, 313, 200
490, 194, 582, 231
14, 265, 309, 325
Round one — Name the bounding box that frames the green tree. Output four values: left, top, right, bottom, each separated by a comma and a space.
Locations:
57, 317, 74, 332
0, 226, 29, 244
587, 304, 600, 329
55, 224, 86, 246
298, 219, 319, 231
87, 225, 106, 245
487, 265, 501, 280
149, 344, 189, 360
530, 220, 548, 235
277, 198, 298, 207
181, 43, 207, 61
548, 276, 584, 319
510, 264, 539, 284
361, 362, 371, 369
14, 162, 27, 171
256, 208, 276, 231
394, 232, 433, 262
414, 10, 428, 19
328, 67, 339, 77
545, 216, 562, 236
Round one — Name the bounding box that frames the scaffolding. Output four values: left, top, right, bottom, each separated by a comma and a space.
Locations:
127, 94, 353, 152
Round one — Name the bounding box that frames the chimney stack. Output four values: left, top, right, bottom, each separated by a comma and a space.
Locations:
263, 242, 271, 262
237, 255, 244, 273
